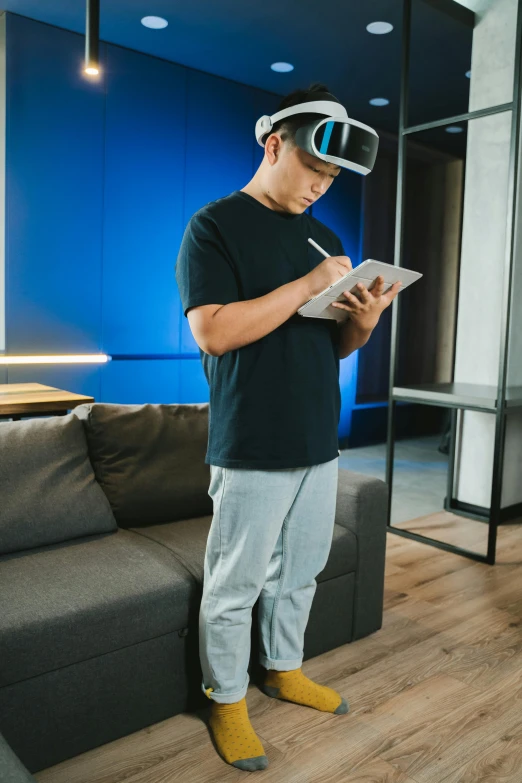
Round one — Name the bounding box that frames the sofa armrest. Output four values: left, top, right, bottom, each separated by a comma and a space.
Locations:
335, 467, 389, 640
0, 732, 37, 782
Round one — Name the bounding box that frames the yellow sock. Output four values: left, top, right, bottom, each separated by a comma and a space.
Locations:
262, 667, 349, 714
206, 688, 269, 771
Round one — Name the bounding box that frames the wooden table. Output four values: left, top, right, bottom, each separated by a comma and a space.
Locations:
0, 383, 95, 421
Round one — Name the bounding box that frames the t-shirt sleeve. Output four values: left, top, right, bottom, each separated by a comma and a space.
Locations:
175, 210, 240, 317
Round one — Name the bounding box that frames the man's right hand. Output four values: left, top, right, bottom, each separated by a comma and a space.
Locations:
303, 255, 353, 299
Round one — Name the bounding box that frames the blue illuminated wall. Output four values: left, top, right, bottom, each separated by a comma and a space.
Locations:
4, 12, 362, 441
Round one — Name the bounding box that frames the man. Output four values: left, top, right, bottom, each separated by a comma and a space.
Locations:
175, 82, 400, 771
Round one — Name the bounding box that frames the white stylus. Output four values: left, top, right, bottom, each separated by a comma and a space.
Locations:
307, 237, 331, 258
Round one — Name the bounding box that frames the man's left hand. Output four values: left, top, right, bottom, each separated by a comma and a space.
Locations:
332, 275, 402, 331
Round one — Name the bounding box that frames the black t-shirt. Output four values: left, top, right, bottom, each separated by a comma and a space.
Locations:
175, 189, 345, 469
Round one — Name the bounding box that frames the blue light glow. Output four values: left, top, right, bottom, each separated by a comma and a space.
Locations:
319, 122, 334, 154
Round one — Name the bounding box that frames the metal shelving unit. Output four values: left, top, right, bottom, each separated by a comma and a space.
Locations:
385, 0, 522, 565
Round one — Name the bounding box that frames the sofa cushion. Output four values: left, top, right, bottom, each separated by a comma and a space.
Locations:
72, 402, 213, 527
0, 413, 117, 556
128, 517, 357, 584
0, 528, 198, 688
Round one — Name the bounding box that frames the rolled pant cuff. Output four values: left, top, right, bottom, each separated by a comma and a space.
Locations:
259, 654, 303, 671
201, 673, 250, 704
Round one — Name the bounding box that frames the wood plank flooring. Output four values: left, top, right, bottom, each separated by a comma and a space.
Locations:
36, 511, 522, 783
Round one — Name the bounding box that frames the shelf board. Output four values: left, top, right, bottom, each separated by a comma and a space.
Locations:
392, 382, 522, 411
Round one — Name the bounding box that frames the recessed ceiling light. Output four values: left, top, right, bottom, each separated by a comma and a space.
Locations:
271, 62, 294, 72
369, 97, 389, 106
366, 21, 393, 34
446, 126, 464, 133
141, 16, 168, 29
465, 70, 471, 78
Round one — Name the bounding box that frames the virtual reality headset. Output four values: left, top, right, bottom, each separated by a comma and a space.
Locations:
255, 93, 379, 176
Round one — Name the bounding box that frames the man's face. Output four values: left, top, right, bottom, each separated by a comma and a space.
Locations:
264, 135, 341, 214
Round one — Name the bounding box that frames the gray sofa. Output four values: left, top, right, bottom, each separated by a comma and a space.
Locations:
0, 402, 388, 776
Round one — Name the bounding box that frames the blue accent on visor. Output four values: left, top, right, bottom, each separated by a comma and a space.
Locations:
319, 121, 334, 154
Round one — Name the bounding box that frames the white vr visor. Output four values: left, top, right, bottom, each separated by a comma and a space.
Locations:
255, 99, 379, 176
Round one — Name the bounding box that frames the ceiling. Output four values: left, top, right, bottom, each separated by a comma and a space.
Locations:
5, 0, 475, 156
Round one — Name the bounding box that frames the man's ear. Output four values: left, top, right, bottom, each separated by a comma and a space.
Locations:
266, 133, 283, 163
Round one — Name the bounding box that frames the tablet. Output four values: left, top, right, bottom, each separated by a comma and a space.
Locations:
297, 259, 423, 322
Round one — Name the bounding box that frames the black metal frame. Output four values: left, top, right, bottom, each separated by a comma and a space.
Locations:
385, 0, 522, 565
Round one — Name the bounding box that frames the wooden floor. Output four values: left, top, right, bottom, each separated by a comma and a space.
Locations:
36, 512, 522, 783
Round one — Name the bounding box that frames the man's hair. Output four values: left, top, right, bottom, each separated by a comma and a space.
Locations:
261, 81, 341, 147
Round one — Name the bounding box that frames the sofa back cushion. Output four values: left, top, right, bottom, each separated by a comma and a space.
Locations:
0, 413, 118, 555
72, 402, 213, 527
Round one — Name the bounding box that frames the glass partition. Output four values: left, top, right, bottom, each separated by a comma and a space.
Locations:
407, 0, 517, 129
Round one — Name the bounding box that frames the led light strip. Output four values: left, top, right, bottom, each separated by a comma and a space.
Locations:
0, 355, 111, 364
